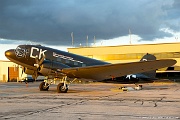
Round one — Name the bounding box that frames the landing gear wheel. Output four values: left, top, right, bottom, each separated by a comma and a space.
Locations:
57, 83, 68, 93
39, 82, 49, 91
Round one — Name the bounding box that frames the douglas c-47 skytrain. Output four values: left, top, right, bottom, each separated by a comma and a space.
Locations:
5, 44, 176, 93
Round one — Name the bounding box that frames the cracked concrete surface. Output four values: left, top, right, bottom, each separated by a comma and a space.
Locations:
0, 82, 179, 120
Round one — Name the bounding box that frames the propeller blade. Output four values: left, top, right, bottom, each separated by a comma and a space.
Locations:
32, 74, 37, 80
33, 55, 46, 79
34, 57, 39, 68
34, 55, 45, 68
39, 55, 45, 66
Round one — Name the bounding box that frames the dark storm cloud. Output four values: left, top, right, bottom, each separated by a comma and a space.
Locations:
161, 0, 180, 31
0, 0, 179, 46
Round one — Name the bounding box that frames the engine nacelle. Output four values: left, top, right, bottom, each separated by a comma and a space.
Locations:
39, 60, 70, 76
24, 67, 36, 75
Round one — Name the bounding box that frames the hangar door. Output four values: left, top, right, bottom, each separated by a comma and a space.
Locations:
8, 67, 19, 82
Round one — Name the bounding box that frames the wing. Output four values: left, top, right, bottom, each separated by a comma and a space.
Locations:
61, 59, 176, 81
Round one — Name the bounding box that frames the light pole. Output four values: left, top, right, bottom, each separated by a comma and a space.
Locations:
71, 32, 74, 47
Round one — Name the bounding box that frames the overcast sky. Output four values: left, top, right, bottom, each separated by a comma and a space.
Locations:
0, 0, 180, 47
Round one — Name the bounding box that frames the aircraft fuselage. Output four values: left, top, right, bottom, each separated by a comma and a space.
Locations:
5, 45, 109, 77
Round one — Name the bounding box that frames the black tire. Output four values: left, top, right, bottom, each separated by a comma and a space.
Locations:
39, 82, 49, 91
45, 86, 49, 91
57, 83, 68, 93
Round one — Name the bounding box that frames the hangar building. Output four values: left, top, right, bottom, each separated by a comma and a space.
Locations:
0, 60, 26, 82
0, 60, 44, 82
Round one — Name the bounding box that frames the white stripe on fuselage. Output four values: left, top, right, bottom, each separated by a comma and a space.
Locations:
53, 52, 83, 63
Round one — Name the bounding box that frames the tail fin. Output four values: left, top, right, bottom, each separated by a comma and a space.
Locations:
140, 53, 156, 61
140, 53, 156, 79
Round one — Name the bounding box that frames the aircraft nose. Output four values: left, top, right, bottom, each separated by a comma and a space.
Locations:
5, 49, 15, 58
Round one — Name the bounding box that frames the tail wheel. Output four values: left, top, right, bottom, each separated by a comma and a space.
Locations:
57, 83, 68, 93
39, 82, 49, 91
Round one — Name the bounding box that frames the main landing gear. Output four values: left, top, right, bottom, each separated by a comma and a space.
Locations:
39, 82, 49, 91
57, 83, 68, 93
39, 76, 69, 93
57, 76, 68, 93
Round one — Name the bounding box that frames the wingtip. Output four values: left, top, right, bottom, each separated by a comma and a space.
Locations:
161, 59, 177, 66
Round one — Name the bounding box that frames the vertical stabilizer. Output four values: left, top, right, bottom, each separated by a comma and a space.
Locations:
140, 53, 156, 79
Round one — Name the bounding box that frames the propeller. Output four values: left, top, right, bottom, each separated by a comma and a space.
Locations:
33, 55, 46, 79
34, 55, 46, 68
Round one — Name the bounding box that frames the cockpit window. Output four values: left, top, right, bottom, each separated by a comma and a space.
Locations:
15, 46, 28, 58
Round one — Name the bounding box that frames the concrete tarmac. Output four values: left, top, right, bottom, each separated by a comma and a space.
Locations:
0, 81, 179, 120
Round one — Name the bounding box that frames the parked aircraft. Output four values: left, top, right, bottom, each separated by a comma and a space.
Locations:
5, 45, 176, 93
103, 53, 158, 84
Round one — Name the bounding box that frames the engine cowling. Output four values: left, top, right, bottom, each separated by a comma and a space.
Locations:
38, 60, 70, 76
24, 67, 36, 75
